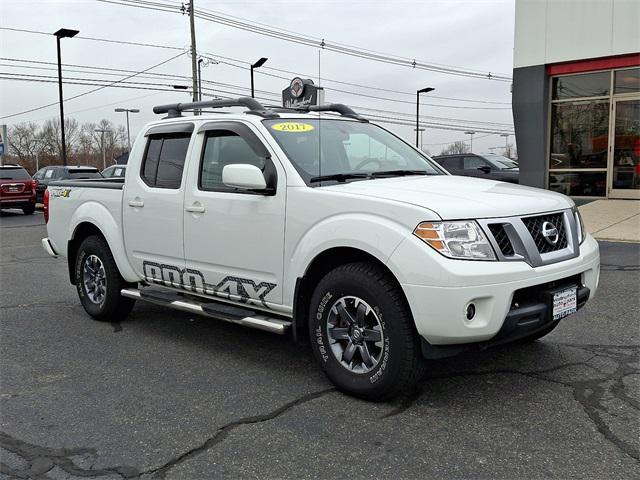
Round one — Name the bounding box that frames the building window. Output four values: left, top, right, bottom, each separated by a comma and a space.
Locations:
614, 67, 640, 95
548, 65, 640, 198
552, 71, 610, 100
549, 100, 609, 169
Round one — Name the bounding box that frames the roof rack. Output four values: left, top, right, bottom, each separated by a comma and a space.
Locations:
271, 103, 368, 122
153, 97, 280, 119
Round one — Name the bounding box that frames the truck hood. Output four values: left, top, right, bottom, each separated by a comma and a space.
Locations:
322, 175, 573, 220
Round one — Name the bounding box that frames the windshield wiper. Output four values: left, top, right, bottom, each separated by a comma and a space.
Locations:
370, 169, 432, 178
309, 173, 371, 183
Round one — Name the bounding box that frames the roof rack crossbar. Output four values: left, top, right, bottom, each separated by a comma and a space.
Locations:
153, 97, 280, 119
269, 103, 368, 122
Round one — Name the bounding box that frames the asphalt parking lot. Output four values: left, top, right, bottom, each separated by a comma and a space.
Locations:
1, 211, 639, 479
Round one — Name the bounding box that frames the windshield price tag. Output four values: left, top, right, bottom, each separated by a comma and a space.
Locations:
270, 122, 314, 132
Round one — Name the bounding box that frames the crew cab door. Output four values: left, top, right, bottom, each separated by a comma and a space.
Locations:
122, 123, 194, 284
182, 121, 285, 308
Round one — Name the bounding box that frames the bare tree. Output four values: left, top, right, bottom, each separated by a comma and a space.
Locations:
439, 141, 470, 155
40, 117, 81, 163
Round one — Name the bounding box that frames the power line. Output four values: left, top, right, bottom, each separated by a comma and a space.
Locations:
95, 0, 512, 81
1, 66, 513, 131
2, 73, 511, 135
0, 27, 512, 106
0, 52, 185, 120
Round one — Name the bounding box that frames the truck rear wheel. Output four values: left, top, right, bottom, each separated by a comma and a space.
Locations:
75, 235, 135, 322
308, 261, 425, 401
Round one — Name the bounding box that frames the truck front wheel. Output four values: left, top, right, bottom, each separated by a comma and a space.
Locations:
75, 235, 135, 322
308, 261, 425, 401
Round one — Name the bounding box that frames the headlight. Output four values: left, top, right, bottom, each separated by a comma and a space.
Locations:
574, 207, 586, 244
413, 221, 496, 260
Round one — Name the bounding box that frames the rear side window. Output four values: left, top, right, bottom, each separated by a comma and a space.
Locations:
442, 158, 461, 170
0, 167, 30, 180
141, 134, 191, 188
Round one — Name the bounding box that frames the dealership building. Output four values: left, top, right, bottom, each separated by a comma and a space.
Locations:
513, 0, 639, 199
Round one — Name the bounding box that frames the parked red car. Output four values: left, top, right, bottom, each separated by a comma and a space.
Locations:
0, 165, 37, 215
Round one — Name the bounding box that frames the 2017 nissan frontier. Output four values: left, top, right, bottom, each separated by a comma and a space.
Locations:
42, 98, 600, 400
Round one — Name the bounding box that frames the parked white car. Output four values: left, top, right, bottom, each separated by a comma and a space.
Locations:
42, 98, 600, 400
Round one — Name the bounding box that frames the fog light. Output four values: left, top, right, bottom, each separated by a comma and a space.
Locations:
466, 303, 476, 320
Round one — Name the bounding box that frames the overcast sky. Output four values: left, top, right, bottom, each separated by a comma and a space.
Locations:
1, 0, 516, 155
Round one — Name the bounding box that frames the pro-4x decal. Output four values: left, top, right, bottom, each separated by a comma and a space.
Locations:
142, 261, 276, 308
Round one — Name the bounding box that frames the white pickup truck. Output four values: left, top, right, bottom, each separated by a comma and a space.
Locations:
43, 98, 600, 400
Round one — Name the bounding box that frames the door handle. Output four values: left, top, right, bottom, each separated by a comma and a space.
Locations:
128, 198, 144, 208
185, 203, 205, 214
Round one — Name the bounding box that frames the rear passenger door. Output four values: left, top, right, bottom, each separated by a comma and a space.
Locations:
122, 123, 194, 285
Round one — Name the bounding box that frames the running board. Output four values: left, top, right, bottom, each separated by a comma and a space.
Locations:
120, 288, 291, 335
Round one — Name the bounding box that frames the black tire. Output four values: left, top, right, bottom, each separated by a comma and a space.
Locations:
520, 320, 560, 343
75, 235, 135, 322
308, 261, 425, 401
22, 204, 35, 215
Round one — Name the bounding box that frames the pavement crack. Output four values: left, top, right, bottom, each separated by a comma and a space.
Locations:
600, 263, 640, 272
140, 387, 336, 479
0, 431, 139, 479
381, 347, 640, 462
1, 300, 71, 310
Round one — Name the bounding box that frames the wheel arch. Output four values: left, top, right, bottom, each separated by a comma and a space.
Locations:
292, 246, 412, 343
66, 220, 137, 285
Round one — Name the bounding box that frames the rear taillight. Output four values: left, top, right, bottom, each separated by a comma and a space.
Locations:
43, 189, 50, 223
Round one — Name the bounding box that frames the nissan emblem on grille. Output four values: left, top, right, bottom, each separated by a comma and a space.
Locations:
542, 221, 559, 245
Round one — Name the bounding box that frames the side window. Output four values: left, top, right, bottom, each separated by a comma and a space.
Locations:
102, 167, 112, 178
443, 158, 461, 170
199, 131, 266, 191
141, 134, 191, 188
44, 169, 54, 179
463, 156, 488, 170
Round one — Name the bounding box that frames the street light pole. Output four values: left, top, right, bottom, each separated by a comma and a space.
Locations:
416, 87, 435, 147
250, 57, 268, 98
115, 108, 139, 151
94, 128, 112, 170
413, 128, 425, 151
500, 133, 510, 157
465, 131, 476, 152
54, 28, 79, 166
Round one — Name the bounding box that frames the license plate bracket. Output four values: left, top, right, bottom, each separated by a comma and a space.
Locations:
549, 285, 578, 321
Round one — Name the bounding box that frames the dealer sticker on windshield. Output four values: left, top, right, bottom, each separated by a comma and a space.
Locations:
552, 286, 578, 321
270, 122, 314, 132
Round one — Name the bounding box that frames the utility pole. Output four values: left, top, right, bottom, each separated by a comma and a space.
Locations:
188, 0, 199, 106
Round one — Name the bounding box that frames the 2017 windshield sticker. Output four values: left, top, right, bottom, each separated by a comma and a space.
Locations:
270, 122, 314, 132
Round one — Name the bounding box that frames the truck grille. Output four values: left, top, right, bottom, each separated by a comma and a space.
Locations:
522, 213, 567, 254
488, 224, 514, 256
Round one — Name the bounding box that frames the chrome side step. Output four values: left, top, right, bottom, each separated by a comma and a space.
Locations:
121, 288, 291, 335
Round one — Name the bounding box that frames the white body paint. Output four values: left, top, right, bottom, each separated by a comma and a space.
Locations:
44, 112, 600, 344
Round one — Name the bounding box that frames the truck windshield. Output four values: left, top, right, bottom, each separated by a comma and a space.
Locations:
263, 119, 443, 185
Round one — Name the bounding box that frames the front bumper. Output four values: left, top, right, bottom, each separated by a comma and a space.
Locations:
391, 233, 600, 346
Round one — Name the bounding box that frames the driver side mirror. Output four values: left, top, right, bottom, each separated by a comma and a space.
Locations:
477, 165, 492, 174
222, 164, 268, 191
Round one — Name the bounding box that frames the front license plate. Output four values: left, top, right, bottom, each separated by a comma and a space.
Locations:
552, 286, 577, 321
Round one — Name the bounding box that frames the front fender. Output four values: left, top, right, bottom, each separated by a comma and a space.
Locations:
69, 201, 138, 282
284, 213, 412, 305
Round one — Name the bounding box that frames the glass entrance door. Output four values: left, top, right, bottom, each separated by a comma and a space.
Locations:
609, 97, 640, 199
